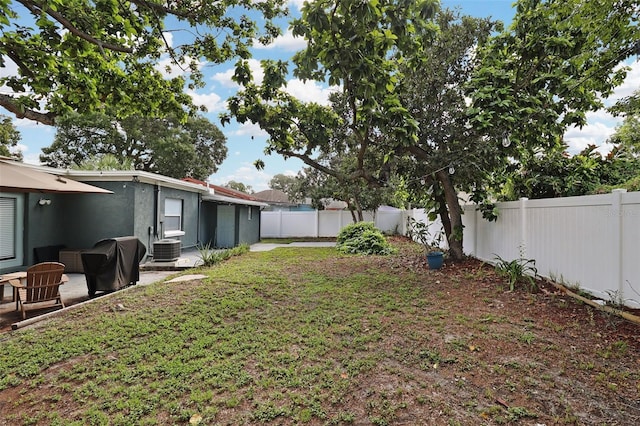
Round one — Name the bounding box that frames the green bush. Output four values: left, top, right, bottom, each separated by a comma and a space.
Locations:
336, 222, 396, 255
196, 243, 249, 267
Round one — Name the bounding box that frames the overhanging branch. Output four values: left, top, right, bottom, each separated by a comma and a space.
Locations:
0, 94, 56, 126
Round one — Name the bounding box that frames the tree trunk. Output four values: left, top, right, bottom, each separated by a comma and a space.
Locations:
436, 169, 464, 260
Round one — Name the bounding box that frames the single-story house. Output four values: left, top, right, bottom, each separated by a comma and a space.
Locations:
0, 159, 266, 274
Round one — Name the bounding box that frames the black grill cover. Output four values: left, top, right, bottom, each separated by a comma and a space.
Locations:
81, 237, 147, 296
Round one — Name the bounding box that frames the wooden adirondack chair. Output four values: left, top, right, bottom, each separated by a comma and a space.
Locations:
9, 262, 66, 319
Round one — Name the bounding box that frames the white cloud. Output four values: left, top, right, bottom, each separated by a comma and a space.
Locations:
284, 79, 339, 105
13, 117, 53, 130
229, 121, 268, 138
212, 59, 264, 87
254, 29, 307, 52
162, 32, 173, 48
565, 121, 620, 154
603, 60, 640, 105
188, 91, 225, 112
563, 60, 638, 155
209, 163, 272, 192
289, 0, 307, 11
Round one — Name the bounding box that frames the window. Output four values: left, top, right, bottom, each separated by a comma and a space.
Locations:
0, 194, 24, 268
248, 206, 252, 221
164, 198, 185, 238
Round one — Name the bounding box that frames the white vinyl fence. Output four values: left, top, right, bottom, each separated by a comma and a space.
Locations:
462, 189, 640, 309
260, 209, 408, 238
260, 190, 640, 308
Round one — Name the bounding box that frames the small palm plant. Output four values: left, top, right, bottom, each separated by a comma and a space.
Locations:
494, 254, 538, 292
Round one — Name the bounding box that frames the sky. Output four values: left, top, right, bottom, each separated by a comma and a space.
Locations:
3, 0, 639, 192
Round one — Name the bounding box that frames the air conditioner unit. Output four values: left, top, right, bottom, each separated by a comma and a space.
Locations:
153, 239, 181, 261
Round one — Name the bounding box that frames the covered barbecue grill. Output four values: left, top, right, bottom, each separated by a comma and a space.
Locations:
81, 237, 147, 297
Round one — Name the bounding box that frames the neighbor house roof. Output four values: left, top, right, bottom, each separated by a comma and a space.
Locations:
252, 189, 294, 205
182, 177, 268, 207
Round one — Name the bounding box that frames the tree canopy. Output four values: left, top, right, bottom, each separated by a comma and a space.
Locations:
225, 0, 638, 260
40, 112, 227, 180
224, 180, 253, 194
468, 0, 639, 153
0, 114, 22, 160
0, 0, 287, 125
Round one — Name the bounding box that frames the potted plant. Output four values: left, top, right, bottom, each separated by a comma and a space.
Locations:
407, 217, 445, 269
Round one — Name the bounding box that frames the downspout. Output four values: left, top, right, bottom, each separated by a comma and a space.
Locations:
196, 192, 201, 247
152, 184, 160, 256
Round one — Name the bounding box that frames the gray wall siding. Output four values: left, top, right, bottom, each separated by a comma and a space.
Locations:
237, 205, 260, 245
61, 182, 136, 249
199, 202, 218, 247
24, 192, 67, 266
216, 205, 236, 248
133, 183, 156, 252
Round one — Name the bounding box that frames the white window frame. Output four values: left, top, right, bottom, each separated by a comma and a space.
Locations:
248, 206, 252, 221
0, 193, 24, 269
163, 198, 185, 238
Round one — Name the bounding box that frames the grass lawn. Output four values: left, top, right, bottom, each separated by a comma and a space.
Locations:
0, 238, 638, 425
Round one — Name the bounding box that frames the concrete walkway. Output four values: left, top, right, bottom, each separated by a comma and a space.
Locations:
0, 242, 335, 331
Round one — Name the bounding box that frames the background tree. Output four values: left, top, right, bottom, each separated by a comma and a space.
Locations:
40, 112, 227, 180
607, 114, 640, 157
269, 174, 300, 199
495, 141, 640, 200
224, 181, 253, 194
0, 0, 286, 125
73, 154, 134, 171
0, 114, 22, 160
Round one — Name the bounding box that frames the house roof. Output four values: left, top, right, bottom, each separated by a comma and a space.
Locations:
0, 159, 113, 194
252, 189, 293, 205
64, 169, 210, 194
182, 177, 268, 207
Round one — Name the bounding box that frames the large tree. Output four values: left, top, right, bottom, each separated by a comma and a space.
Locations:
0, 0, 286, 125
40, 112, 227, 179
224, 0, 438, 217
225, 0, 438, 176
399, 10, 500, 259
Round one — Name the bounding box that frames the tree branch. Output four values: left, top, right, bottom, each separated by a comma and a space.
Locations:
0, 94, 56, 125
17, 0, 134, 54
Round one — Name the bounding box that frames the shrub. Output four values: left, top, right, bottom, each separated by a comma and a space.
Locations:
197, 243, 249, 267
494, 254, 538, 292
336, 222, 396, 255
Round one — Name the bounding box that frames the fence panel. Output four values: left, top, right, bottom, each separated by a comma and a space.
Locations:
261, 209, 404, 238
463, 191, 640, 308
621, 192, 640, 306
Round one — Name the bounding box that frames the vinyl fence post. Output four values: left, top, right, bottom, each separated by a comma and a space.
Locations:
520, 197, 528, 259
315, 209, 319, 238
278, 210, 283, 238
612, 189, 626, 301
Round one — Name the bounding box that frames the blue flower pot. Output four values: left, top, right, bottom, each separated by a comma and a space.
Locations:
427, 252, 444, 270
